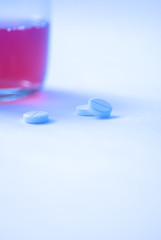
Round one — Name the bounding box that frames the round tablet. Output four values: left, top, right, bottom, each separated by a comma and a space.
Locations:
23, 111, 49, 124
76, 105, 93, 116
88, 98, 112, 118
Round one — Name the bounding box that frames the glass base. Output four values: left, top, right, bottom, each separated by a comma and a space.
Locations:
0, 88, 36, 102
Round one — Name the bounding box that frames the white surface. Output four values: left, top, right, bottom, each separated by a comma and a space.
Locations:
0, 1, 161, 239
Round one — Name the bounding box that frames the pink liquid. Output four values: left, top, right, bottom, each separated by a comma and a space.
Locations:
0, 21, 49, 90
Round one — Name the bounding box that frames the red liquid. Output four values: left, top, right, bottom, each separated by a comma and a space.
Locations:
0, 21, 49, 90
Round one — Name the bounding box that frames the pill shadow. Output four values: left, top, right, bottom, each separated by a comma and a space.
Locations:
108, 115, 120, 120
95, 115, 120, 120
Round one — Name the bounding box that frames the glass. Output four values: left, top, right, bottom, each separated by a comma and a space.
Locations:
0, 0, 50, 101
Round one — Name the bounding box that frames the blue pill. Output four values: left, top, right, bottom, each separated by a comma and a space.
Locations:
88, 98, 112, 118
23, 111, 49, 124
76, 105, 93, 116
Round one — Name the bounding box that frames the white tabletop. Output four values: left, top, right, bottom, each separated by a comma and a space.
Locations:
0, 1, 161, 239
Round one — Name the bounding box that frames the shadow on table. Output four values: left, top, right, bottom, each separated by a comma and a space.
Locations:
0, 89, 121, 122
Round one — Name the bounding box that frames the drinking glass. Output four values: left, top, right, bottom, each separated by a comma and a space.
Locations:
0, 0, 50, 101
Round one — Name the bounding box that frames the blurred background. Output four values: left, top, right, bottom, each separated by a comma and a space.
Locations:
47, 0, 161, 98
